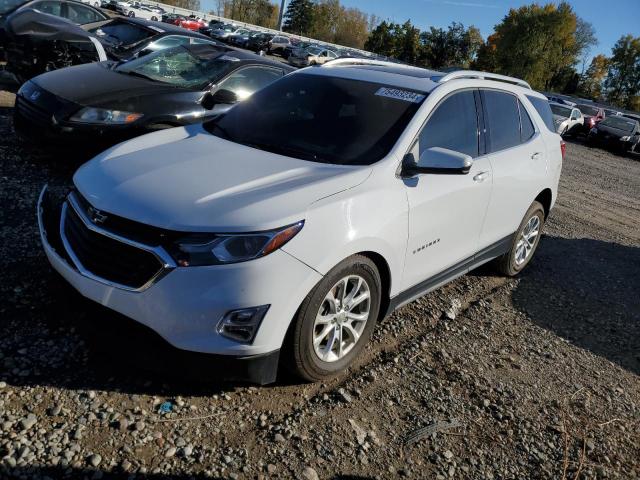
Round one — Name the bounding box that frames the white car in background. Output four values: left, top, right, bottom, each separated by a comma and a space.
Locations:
550, 102, 583, 137
125, 2, 159, 21
38, 61, 563, 384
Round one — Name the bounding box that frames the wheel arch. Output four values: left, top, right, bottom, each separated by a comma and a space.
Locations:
535, 188, 553, 218
357, 251, 392, 322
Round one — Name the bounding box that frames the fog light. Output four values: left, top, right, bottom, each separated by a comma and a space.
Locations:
217, 305, 270, 343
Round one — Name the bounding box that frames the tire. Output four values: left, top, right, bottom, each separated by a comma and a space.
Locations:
151, 16, 157, 21
284, 255, 381, 381
494, 201, 545, 276
128, 11, 135, 17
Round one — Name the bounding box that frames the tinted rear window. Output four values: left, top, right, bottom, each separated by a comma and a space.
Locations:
206, 73, 426, 165
484, 90, 521, 152
526, 95, 555, 133
519, 100, 535, 142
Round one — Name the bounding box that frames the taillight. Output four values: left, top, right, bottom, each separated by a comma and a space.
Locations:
588, 117, 595, 127
560, 140, 566, 160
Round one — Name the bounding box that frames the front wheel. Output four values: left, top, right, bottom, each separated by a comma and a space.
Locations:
285, 255, 381, 381
128, 11, 135, 17
494, 201, 545, 276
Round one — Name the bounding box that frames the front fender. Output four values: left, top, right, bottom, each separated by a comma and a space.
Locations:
282, 175, 409, 297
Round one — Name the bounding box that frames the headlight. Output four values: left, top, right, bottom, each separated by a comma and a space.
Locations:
620, 136, 631, 141
171, 221, 304, 266
69, 107, 143, 124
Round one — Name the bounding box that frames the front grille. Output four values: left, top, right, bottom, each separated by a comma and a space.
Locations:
15, 96, 51, 128
62, 203, 165, 290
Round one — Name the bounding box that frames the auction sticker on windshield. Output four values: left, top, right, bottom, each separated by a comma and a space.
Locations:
375, 87, 425, 103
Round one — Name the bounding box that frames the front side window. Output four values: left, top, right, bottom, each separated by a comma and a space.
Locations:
484, 90, 522, 152
418, 90, 478, 158
206, 73, 426, 165
216, 66, 283, 101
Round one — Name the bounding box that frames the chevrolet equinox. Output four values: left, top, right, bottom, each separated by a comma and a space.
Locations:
38, 59, 563, 384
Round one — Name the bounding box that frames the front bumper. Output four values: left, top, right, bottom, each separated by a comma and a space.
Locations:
37, 187, 323, 383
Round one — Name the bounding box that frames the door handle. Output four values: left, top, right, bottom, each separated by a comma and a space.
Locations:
531, 152, 542, 160
473, 171, 490, 182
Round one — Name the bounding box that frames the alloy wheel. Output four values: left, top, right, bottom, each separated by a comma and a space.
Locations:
312, 275, 371, 363
515, 215, 541, 266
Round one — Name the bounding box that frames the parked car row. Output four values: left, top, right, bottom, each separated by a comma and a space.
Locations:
14, 44, 294, 151
545, 94, 640, 154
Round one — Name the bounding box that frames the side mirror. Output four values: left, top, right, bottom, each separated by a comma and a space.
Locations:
403, 147, 472, 176
201, 89, 238, 110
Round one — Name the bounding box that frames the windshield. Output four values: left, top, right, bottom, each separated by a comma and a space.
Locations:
577, 104, 599, 116
601, 117, 636, 132
0, 0, 25, 14
550, 104, 572, 118
307, 47, 323, 55
205, 73, 426, 165
115, 47, 235, 89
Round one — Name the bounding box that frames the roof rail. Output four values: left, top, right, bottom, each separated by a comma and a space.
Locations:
323, 58, 420, 69
437, 70, 532, 90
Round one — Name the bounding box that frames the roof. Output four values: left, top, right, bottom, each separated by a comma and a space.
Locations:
303, 59, 537, 96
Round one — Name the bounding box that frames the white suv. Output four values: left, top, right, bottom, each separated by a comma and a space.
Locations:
37, 60, 563, 384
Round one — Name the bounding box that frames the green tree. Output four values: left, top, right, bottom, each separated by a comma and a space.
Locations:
364, 21, 397, 58
219, 0, 279, 28
577, 54, 609, 100
605, 34, 640, 110
474, 2, 595, 90
419, 22, 482, 69
282, 0, 314, 35
395, 20, 421, 64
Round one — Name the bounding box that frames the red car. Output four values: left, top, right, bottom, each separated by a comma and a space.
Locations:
576, 104, 605, 133
177, 16, 206, 31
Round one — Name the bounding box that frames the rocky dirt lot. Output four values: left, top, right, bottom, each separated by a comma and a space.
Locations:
0, 102, 639, 480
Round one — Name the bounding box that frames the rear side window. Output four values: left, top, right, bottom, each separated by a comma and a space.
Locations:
519, 100, 535, 142
483, 90, 521, 152
526, 95, 555, 133
419, 90, 479, 157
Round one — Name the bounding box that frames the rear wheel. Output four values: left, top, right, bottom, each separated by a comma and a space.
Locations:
494, 201, 545, 276
128, 11, 135, 17
285, 255, 381, 381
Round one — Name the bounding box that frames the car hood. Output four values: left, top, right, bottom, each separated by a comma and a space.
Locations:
32, 62, 186, 105
73, 123, 372, 232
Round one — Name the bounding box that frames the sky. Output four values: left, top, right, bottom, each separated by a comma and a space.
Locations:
337, 0, 639, 63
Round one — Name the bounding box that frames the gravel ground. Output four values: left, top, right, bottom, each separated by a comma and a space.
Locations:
0, 102, 639, 480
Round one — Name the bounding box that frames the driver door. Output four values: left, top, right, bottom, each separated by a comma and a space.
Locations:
401, 89, 493, 291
